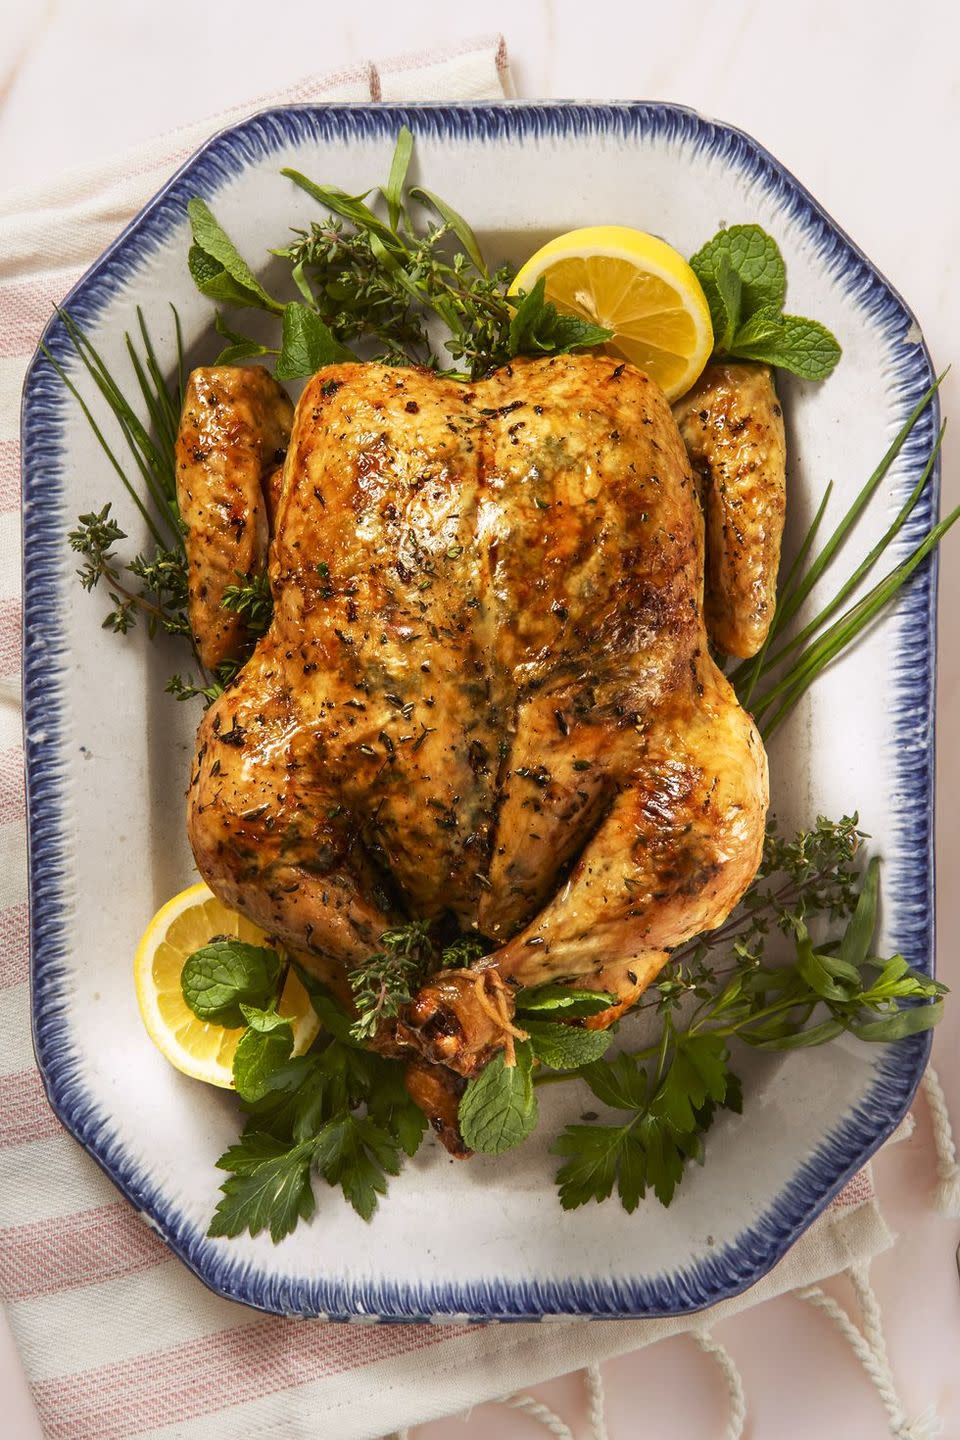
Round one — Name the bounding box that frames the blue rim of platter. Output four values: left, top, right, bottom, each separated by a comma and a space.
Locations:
22, 102, 938, 1322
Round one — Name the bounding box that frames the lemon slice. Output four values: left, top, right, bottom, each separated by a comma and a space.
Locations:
511, 225, 713, 401
134, 881, 319, 1087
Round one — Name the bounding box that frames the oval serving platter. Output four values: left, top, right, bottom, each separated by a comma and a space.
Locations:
22, 102, 938, 1321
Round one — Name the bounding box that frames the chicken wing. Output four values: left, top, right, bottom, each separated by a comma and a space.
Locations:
175, 365, 293, 669
673, 361, 786, 659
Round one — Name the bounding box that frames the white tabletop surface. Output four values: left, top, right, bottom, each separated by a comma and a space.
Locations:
2, 2, 958, 1436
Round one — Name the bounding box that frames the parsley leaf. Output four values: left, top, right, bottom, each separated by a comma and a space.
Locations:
459, 1041, 538, 1154
366, 1059, 429, 1157
553, 1038, 738, 1212
208, 1134, 316, 1242
180, 938, 281, 1026
648, 1034, 729, 1132
553, 1125, 623, 1208
313, 1113, 402, 1221
581, 1051, 648, 1110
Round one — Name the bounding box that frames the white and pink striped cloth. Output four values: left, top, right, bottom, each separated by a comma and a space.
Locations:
0, 37, 905, 1440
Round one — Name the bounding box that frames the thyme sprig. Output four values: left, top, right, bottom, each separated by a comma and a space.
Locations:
348, 920, 436, 1040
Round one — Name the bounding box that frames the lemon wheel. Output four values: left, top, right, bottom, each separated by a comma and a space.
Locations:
134, 882, 319, 1087
511, 225, 713, 401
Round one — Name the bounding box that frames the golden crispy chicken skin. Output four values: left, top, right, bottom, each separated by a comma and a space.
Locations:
185, 356, 768, 1088
175, 365, 293, 669
673, 361, 786, 659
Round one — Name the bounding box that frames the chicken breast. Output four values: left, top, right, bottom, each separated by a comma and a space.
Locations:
673, 361, 786, 659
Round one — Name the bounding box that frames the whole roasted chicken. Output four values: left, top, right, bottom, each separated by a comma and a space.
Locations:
176, 353, 784, 1151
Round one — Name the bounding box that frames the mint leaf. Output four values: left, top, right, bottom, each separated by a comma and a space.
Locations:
731, 304, 784, 351
313, 1113, 402, 1220
730, 314, 841, 379
691, 224, 787, 318
508, 277, 546, 350
531, 305, 613, 354
515, 983, 617, 1019
181, 939, 281, 1026
525, 1019, 613, 1071
458, 1041, 538, 1154
213, 312, 275, 366
710, 252, 742, 352
208, 1134, 315, 1241
239, 1003, 291, 1032
233, 1015, 294, 1102
187, 199, 282, 313
509, 277, 611, 359
274, 302, 354, 380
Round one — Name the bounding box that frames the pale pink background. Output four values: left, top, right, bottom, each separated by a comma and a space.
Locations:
2, 2, 958, 1435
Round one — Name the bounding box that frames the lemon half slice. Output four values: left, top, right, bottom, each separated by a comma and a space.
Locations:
134, 881, 319, 1087
511, 225, 713, 401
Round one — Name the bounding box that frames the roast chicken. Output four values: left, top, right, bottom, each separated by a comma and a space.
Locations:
176, 353, 784, 1151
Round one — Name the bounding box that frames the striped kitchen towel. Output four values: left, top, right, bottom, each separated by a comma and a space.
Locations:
0, 32, 930, 1440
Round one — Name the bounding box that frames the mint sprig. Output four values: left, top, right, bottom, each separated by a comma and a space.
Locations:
690, 223, 841, 380
180, 938, 281, 1027
458, 1042, 538, 1154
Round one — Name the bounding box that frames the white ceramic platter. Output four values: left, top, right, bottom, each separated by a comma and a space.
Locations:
22, 103, 939, 1320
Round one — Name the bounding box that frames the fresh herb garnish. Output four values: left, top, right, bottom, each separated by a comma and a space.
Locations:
439, 933, 491, 968
458, 1041, 539, 1154
690, 223, 841, 379
732, 383, 957, 735
209, 991, 427, 1238
180, 937, 282, 1026
47, 129, 952, 1240
545, 826, 944, 1212
523, 1020, 614, 1071
220, 570, 274, 639
515, 984, 618, 1019
186, 127, 613, 378
347, 920, 435, 1040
